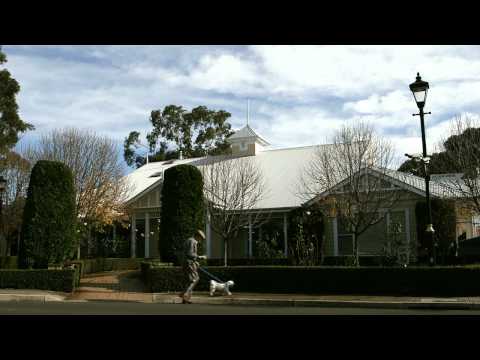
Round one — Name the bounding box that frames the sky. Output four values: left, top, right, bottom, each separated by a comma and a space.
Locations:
3, 45, 480, 171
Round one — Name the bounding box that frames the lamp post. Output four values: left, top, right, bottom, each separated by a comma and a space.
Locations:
0, 176, 6, 257
409, 72, 436, 265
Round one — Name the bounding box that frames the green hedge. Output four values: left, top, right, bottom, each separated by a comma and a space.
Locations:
159, 164, 204, 263
206, 258, 290, 266
0, 257, 18, 269
416, 199, 456, 263
70, 258, 144, 277
0, 269, 78, 292
20, 160, 77, 269
142, 265, 480, 296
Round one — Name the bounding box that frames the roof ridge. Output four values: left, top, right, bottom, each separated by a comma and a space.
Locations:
262, 143, 331, 152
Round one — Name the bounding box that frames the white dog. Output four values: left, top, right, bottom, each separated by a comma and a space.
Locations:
209, 280, 235, 296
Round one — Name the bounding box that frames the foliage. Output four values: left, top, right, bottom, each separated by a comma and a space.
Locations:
19, 160, 77, 269
398, 152, 453, 177
288, 205, 324, 265
159, 165, 204, 264
0, 47, 34, 155
143, 265, 480, 296
255, 236, 284, 259
378, 221, 416, 267
0, 269, 77, 292
0, 256, 17, 269
124, 105, 234, 168
124, 131, 177, 168
0, 151, 31, 256
415, 199, 456, 265
24, 128, 129, 229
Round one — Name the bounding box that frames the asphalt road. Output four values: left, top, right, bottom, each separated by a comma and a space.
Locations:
1, 301, 480, 315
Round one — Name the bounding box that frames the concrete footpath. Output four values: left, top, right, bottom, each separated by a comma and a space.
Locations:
2, 289, 480, 309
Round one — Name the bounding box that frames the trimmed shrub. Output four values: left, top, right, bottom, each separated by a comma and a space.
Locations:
19, 160, 76, 269
416, 199, 456, 264
322, 256, 387, 266
159, 164, 204, 264
206, 258, 290, 266
0, 269, 77, 292
143, 265, 480, 296
0, 256, 18, 269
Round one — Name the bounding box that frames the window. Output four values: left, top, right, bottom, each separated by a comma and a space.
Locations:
473, 215, 480, 237
337, 217, 354, 255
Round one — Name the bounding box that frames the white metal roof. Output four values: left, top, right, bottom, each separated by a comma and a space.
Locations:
123, 145, 322, 209
310, 167, 464, 204
123, 157, 204, 204
123, 145, 466, 210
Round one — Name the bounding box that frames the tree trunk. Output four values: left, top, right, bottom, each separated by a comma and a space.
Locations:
354, 233, 359, 267
224, 237, 228, 267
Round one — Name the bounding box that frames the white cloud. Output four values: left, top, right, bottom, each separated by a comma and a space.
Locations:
4, 45, 480, 170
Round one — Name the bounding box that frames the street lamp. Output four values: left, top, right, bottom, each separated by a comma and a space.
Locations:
409, 72, 436, 265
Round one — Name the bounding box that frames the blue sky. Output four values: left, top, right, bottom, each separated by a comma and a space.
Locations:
4, 45, 480, 171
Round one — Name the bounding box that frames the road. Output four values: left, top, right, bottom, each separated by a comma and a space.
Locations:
1, 301, 480, 315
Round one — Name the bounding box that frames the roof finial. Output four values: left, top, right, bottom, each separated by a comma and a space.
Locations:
247, 99, 250, 126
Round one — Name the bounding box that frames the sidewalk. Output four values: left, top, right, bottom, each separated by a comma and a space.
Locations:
150, 292, 480, 309
2, 289, 480, 309
0, 289, 68, 302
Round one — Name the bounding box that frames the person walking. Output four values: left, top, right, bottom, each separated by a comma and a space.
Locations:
180, 229, 207, 304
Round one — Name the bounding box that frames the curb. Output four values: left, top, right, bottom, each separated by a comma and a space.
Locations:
151, 294, 480, 309
0, 294, 66, 303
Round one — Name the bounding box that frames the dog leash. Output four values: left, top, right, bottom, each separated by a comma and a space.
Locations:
198, 266, 225, 283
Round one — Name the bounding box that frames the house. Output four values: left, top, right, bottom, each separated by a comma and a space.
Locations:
122, 125, 480, 261
311, 167, 478, 261
123, 124, 326, 259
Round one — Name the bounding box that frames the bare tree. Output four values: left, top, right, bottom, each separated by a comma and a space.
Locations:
23, 128, 131, 257
300, 122, 398, 266
200, 155, 268, 266
437, 115, 480, 214
0, 150, 31, 256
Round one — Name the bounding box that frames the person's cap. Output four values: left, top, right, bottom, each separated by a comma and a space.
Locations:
196, 229, 206, 239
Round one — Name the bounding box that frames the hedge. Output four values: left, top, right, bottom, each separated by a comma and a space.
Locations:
206, 258, 290, 266
142, 264, 480, 296
19, 160, 76, 268
0, 257, 18, 269
159, 164, 204, 263
416, 199, 456, 262
69, 258, 144, 277
0, 269, 78, 292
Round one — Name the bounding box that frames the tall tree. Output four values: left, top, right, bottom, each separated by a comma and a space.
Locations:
300, 122, 398, 266
19, 160, 76, 269
0, 151, 31, 256
159, 165, 204, 264
124, 105, 234, 168
200, 155, 267, 267
397, 115, 480, 214
0, 46, 34, 155
24, 128, 130, 234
